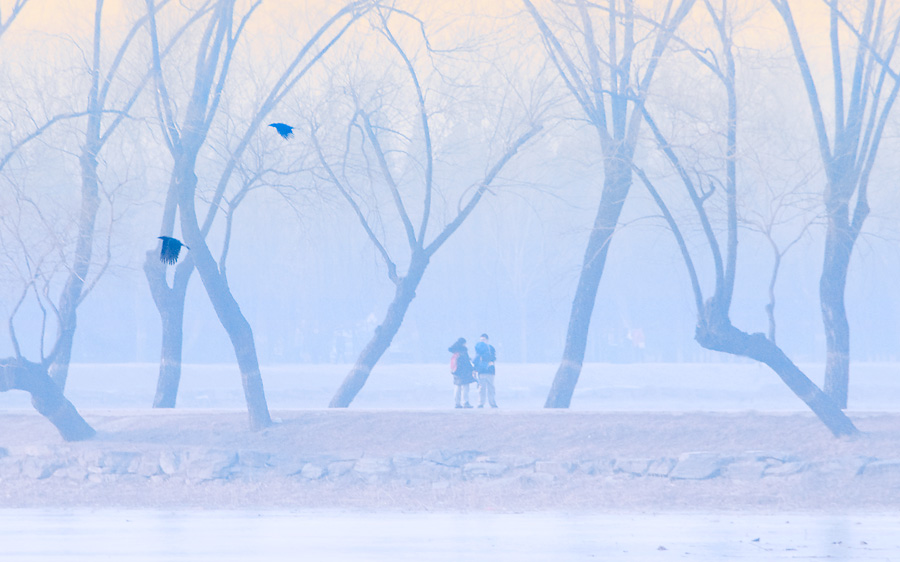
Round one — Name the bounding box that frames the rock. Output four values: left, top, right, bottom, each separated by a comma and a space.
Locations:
647, 458, 676, 477
614, 459, 651, 476
669, 452, 730, 480
159, 451, 181, 475
299, 463, 326, 480
435, 450, 482, 467
520, 472, 556, 486
135, 455, 161, 478
354, 457, 393, 475
723, 460, 766, 480
535, 461, 571, 476
391, 455, 422, 470
186, 450, 238, 481
20, 457, 66, 480
764, 461, 806, 477
59, 465, 90, 481
505, 456, 537, 470
327, 460, 356, 478
98, 452, 140, 475
812, 456, 871, 477
859, 459, 900, 478
463, 461, 509, 478
575, 458, 614, 476
396, 460, 457, 483
239, 451, 271, 469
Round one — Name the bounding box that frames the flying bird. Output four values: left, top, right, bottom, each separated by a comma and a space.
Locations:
158, 236, 189, 265
268, 122, 294, 139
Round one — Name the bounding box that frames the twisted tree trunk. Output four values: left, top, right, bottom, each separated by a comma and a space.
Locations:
329, 254, 428, 408
1, 358, 95, 441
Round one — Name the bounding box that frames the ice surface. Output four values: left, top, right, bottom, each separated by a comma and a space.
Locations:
1, 509, 899, 561
2, 362, 899, 411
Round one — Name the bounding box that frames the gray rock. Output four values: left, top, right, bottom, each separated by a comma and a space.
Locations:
647, 458, 676, 477
397, 460, 457, 483
21, 457, 66, 480
59, 465, 90, 481
463, 461, 509, 478
159, 451, 181, 475
535, 461, 571, 476
435, 450, 482, 467
391, 455, 422, 469
859, 459, 900, 478
135, 455, 161, 478
723, 460, 766, 480
354, 457, 393, 475
615, 459, 651, 476
764, 461, 806, 477
186, 450, 238, 481
812, 456, 871, 477
327, 460, 356, 478
575, 458, 614, 476
98, 452, 140, 475
299, 463, 326, 480
669, 452, 730, 480
239, 451, 271, 469
520, 472, 556, 486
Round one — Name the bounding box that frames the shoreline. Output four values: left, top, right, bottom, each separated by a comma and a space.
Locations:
2, 410, 900, 511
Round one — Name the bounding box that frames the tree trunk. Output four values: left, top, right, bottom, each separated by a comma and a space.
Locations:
144, 251, 193, 408
820, 208, 854, 410
696, 305, 857, 438
48, 148, 102, 390
329, 254, 428, 408
545, 154, 632, 408
1, 358, 96, 441
178, 165, 272, 430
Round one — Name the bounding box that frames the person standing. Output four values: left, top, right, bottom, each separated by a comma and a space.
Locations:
448, 337, 475, 408
473, 333, 498, 408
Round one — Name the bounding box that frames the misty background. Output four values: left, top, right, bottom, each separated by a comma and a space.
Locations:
2, 0, 899, 378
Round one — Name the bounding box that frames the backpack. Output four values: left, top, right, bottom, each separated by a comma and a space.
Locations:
484, 345, 496, 363
450, 352, 460, 374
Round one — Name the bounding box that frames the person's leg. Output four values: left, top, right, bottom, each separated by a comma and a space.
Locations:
462, 383, 471, 407
477, 375, 487, 407
454, 384, 462, 408
486, 375, 497, 407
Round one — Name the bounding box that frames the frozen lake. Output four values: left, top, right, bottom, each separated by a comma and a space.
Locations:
1, 361, 899, 412
2, 510, 899, 561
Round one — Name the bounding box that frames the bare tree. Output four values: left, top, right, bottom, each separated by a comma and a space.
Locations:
144, 0, 276, 429
312, 7, 542, 407
522, 0, 696, 407
770, 0, 900, 408
0, 0, 168, 440
143, 0, 372, 409
0, 0, 29, 37
637, 0, 856, 437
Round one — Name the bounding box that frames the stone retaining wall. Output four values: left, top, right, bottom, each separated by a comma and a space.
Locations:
2, 445, 899, 486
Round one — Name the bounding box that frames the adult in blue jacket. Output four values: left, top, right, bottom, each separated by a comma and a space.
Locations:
473, 333, 498, 408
